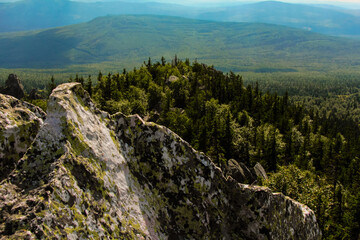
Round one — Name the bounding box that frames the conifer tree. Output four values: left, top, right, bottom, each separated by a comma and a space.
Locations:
48, 75, 56, 96
86, 75, 92, 97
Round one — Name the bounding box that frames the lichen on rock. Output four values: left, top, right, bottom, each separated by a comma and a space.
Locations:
0, 93, 46, 181
0, 83, 322, 239
113, 112, 322, 239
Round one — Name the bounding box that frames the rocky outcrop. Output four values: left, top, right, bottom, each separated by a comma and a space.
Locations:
227, 159, 256, 184
0, 94, 46, 181
0, 83, 322, 239
253, 162, 268, 181
0, 74, 25, 99
167, 75, 179, 83
227, 160, 268, 184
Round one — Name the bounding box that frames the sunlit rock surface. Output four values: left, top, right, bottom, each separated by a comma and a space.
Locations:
0, 83, 322, 239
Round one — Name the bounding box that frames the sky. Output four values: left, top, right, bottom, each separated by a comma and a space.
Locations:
77, 0, 360, 9
0, 0, 360, 8
149, 0, 360, 8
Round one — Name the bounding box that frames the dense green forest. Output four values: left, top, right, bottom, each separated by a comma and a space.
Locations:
14, 57, 360, 239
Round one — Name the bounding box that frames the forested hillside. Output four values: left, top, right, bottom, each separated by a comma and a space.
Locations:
0, 0, 200, 32
2, 0, 360, 38
41, 58, 360, 239
199, 1, 360, 38
2, 15, 360, 72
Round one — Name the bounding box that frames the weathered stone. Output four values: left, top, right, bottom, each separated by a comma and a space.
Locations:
227, 159, 256, 183
0, 83, 321, 239
0, 74, 25, 99
167, 75, 179, 83
239, 161, 256, 183
253, 162, 269, 181
227, 160, 267, 184
0, 94, 46, 181
228, 159, 246, 182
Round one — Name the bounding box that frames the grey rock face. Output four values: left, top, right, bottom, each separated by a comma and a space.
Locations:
227, 159, 268, 184
240, 162, 256, 181
0, 94, 46, 181
227, 159, 256, 184
253, 162, 269, 181
0, 74, 25, 99
0, 83, 322, 239
228, 158, 247, 183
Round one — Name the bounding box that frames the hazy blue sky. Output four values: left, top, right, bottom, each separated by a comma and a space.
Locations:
74, 0, 360, 8
0, 0, 360, 8
73, 0, 360, 5
147, 0, 360, 8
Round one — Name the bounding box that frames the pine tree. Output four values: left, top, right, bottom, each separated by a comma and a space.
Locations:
75, 74, 79, 83
223, 111, 233, 159
97, 71, 103, 85
145, 57, 152, 70
266, 128, 277, 172
103, 73, 112, 101
79, 76, 84, 87
86, 75, 92, 97
161, 56, 166, 66
48, 75, 56, 96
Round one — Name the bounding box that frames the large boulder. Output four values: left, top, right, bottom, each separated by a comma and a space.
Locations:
0, 94, 46, 181
253, 162, 269, 181
227, 159, 256, 183
0, 83, 321, 239
0, 74, 25, 99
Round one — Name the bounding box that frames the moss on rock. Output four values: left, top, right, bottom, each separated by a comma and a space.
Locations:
0, 93, 46, 181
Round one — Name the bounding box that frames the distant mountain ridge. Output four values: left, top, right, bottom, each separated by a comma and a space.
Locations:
198, 1, 360, 38
1, 15, 360, 71
3, 14, 360, 72
1, 0, 360, 38
0, 0, 202, 32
